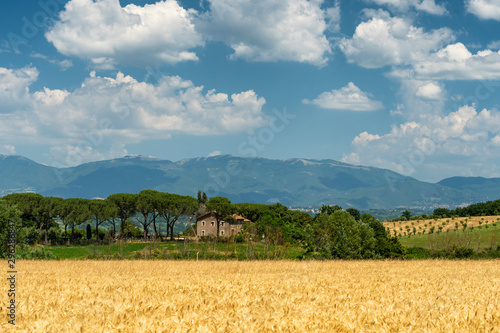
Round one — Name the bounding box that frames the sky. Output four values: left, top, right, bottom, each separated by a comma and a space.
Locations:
0, 0, 499, 182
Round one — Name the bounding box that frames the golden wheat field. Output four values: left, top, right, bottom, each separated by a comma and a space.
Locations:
2, 260, 499, 332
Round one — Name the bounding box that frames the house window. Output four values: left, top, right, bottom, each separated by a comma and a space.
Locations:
211, 221, 215, 227
221, 222, 225, 227
202, 221, 205, 226
220, 230, 225, 236
201, 230, 205, 235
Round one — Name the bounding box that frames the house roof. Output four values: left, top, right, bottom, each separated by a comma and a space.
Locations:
231, 214, 251, 222
197, 212, 251, 223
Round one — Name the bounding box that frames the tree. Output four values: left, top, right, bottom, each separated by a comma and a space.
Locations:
158, 193, 199, 240
320, 205, 342, 215
305, 212, 405, 259
134, 190, 160, 240
197, 190, 208, 204
401, 210, 412, 221
55, 198, 71, 236
88, 199, 117, 242
433, 207, 450, 218
305, 211, 367, 259
0, 200, 21, 258
122, 219, 142, 238
3, 193, 42, 228
66, 198, 91, 242
206, 197, 234, 238
107, 193, 136, 237
346, 208, 361, 221
36, 197, 61, 244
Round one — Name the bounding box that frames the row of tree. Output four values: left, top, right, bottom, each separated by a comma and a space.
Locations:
1, 190, 204, 243
390, 199, 500, 222
434, 199, 500, 218
1, 190, 406, 259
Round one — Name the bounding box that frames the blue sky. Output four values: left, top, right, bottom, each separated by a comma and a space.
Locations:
1, 0, 499, 182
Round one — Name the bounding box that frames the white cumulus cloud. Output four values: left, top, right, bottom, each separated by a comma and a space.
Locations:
0, 66, 268, 166
198, 0, 334, 66
339, 10, 454, 68
345, 105, 500, 181
46, 0, 204, 68
353, 132, 382, 145
303, 82, 383, 111
411, 43, 500, 80
415, 82, 443, 100
467, 0, 500, 20
0, 66, 38, 112
366, 0, 448, 15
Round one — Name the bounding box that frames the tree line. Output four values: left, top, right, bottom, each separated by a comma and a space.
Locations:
0, 191, 406, 259
1, 190, 200, 244
388, 199, 500, 222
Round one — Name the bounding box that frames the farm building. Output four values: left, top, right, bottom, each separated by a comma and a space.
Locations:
196, 212, 251, 237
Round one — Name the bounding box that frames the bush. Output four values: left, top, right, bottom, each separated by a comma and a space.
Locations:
22, 227, 41, 245
48, 226, 62, 242
405, 247, 432, 259
233, 233, 245, 243
451, 247, 474, 258
17, 246, 58, 260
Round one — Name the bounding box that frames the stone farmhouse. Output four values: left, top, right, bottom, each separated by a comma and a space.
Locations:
196, 212, 251, 237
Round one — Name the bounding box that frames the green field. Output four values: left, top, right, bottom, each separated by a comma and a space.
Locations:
21, 240, 305, 260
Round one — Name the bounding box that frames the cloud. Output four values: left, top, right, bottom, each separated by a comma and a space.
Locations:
198, 0, 333, 66
0, 66, 38, 113
207, 150, 222, 157
353, 132, 382, 145
409, 43, 500, 80
30, 53, 74, 71
48, 142, 129, 167
344, 104, 500, 181
339, 10, 454, 68
303, 82, 383, 111
0, 145, 16, 155
366, 0, 447, 15
467, 0, 500, 20
487, 40, 500, 49
0, 66, 268, 166
415, 82, 443, 100
45, 0, 204, 68
325, 1, 341, 32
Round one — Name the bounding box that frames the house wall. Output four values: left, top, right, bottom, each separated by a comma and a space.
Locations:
196, 216, 244, 237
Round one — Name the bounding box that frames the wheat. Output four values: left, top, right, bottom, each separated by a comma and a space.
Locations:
1, 260, 499, 332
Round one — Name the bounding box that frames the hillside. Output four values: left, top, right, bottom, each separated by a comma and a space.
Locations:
438, 177, 500, 200
1, 154, 498, 210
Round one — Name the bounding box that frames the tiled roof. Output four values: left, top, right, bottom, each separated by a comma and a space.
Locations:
197, 212, 251, 223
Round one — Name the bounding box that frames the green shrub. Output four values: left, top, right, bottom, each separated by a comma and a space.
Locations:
17, 246, 58, 260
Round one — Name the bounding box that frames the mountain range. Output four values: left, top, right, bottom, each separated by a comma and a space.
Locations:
1, 154, 499, 210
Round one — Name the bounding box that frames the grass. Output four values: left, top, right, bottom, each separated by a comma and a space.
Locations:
3, 260, 499, 332
24, 240, 305, 260
45, 242, 151, 260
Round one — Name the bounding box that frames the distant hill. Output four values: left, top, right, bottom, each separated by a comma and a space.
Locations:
1, 154, 498, 210
438, 177, 500, 200
0, 155, 60, 196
